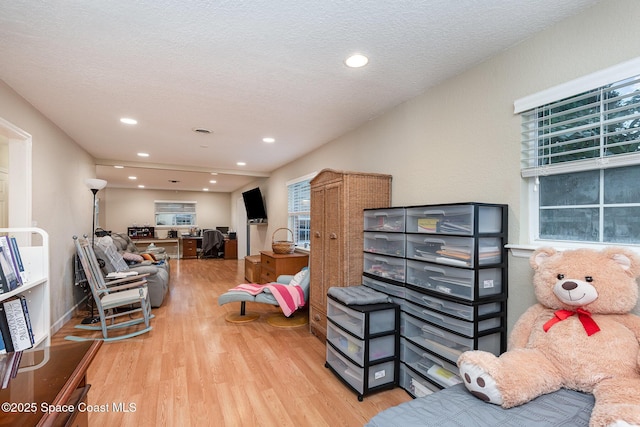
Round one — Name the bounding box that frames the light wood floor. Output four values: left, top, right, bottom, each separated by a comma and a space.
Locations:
52, 258, 411, 426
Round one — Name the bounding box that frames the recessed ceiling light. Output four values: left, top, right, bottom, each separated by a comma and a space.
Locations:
128, 176, 137, 180
345, 53, 369, 68
210, 172, 218, 175
237, 162, 246, 166
137, 152, 149, 157
114, 165, 124, 169
209, 180, 217, 184
138, 185, 145, 188
263, 137, 275, 143
203, 188, 209, 192
120, 117, 138, 125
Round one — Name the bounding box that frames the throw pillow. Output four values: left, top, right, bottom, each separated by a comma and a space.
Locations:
141, 253, 157, 261
289, 268, 307, 287
122, 252, 144, 263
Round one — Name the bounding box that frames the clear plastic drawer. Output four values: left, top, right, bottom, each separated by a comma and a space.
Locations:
364, 208, 406, 232
362, 276, 405, 300
326, 345, 395, 394
403, 299, 501, 337
406, 259, 503, 301
406, 204, 503, 235
400, 363, 441, 397
401, 313, 502, 362
327, 298, 396, 338
363, 253, 406, 282
406, 234, 502, 267
400, 338, 461, 388
327, 321, 395, 365
403, 288, 502, 321
364, 232, 406, 257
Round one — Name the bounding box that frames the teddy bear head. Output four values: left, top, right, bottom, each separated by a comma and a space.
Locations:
529, 247, 640, 314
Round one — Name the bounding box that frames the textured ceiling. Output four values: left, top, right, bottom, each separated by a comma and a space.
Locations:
0, 0, 601, 192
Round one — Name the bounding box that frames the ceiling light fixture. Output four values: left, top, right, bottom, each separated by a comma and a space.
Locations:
120, 117, 138, 125
114, 165, 124, 169
345, 53, 369, 68
128, 176, 137, 180
209, 180, 217, 184
138, 185, 145, 188
137, 152, 149, 157
263, 137, 275, 143
237, 162, 246, 166
203, 188, 209, 192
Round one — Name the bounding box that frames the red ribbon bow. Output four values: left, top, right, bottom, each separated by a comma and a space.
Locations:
542, 308, 601, 336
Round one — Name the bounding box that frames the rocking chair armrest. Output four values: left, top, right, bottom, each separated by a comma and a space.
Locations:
100, 278, 148, 293
104, 273, 150, 286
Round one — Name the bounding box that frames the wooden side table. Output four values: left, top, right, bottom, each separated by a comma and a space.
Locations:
0, 340, 102, 427
259, 251, 309, 284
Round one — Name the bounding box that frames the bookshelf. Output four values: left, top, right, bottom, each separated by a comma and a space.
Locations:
0, 228, 50, 349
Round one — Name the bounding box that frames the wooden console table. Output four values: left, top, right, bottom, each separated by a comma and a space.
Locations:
0, 340, 102, 427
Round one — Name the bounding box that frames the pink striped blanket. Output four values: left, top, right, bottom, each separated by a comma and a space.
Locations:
230, 283, 305, 317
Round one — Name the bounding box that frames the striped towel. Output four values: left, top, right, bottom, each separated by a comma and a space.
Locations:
231, 283, 305, 317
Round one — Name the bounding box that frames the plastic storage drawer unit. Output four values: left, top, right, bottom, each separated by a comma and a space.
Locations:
406, 234, 502, 267
401, 312, 503, 363
406, 259, 503, 301
400, 338, 461, 388
364, 208, 406, 232
403, 288, 502, 321
327, 321, 395, 366
405, 204, 503, 235
400, 363, 441, 397
363, 253, 406, 282
364, 232, 406, 258
403, 299, 501, 337
326, 345, 396, 396
326, 298, 397, 338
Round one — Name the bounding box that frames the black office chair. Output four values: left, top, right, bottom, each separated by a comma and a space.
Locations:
200, 229, 225, 258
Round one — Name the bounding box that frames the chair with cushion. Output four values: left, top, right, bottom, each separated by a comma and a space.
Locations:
218, 268, 310, 326
67, 235, 153, 342
200, 229, 225, 258
110, 232, 170, 274
93, 235, 170, 307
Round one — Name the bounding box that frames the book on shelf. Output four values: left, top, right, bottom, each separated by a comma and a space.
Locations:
0, 304, 14, 353
1, 297, 33, 352
0, 246, 20, 291
8, 237, 27, 285
18, 296, 34, 345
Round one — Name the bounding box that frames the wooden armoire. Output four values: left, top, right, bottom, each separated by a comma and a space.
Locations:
309, 169, 392, 340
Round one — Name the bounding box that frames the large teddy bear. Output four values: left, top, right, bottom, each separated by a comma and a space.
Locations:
457, 247, 640, 427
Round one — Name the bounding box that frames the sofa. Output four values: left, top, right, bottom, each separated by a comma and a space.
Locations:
93, 235, 170, 307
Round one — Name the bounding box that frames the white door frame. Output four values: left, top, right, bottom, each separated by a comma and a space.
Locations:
0, 117, 32, 229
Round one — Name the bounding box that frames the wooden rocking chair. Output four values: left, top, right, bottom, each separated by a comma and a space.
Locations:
66, 236, 153, 342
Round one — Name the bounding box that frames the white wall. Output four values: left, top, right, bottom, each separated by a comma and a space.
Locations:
242, 0, 640, 331
0, 80, 97, 332
102, 188, 232, 237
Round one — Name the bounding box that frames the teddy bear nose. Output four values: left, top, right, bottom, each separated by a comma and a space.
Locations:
561, 281, 578, 291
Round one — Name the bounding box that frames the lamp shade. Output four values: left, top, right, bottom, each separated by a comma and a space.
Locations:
85, 178, 107, 191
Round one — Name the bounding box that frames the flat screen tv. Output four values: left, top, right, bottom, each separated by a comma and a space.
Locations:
242, 187, 267, 223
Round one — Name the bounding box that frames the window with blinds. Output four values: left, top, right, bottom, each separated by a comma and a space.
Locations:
155, 201, 197, 227
287, 174, 314, 249
520, 74, 640, 244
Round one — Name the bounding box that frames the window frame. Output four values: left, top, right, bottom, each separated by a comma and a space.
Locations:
516, 58, 640, 252
287, 172, 316, 251
154, 200, 197, 228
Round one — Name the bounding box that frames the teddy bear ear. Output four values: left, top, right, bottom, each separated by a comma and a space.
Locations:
530, 247, 557, 270
603, 247, 640, 276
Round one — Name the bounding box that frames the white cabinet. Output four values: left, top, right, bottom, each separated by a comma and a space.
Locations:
0, 228, 50, 348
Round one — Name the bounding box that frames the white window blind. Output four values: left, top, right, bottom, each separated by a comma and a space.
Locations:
287, 173, 314, 249
521, 75, 640, 179
154, 201, 197, 227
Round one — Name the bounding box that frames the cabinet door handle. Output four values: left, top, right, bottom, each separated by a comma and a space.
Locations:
329, 233, 337, 239
313, 314, 321, 321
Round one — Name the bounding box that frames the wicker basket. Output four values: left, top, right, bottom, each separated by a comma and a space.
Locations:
272, 227, 295, 254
